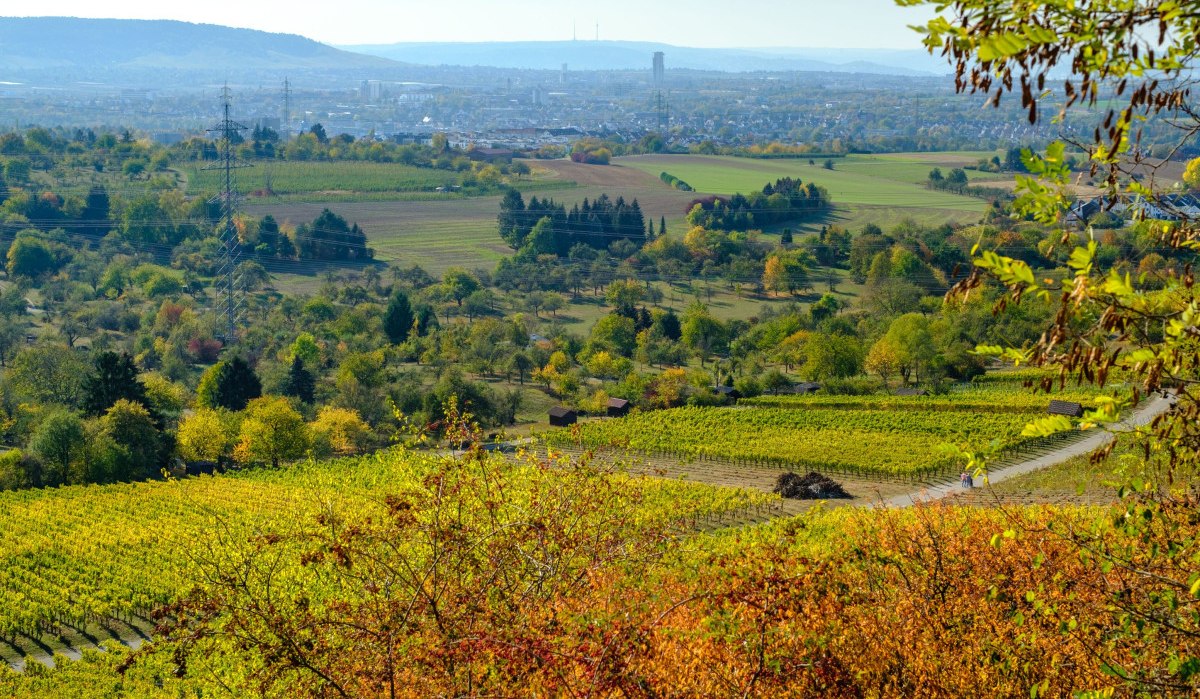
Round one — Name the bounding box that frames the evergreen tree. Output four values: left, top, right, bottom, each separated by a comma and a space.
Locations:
383, 290, 415, 344
197, 356, 262, 411
282, 356, 316, 404
660, 215, 667, 237
415, 305, 438, 336
83, 351, 150, 417
656, 308, 682, 341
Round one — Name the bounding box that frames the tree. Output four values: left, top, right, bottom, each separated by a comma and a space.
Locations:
197, 356, 262, 411
234, 397, 310, 468
176, 408, 236, 463
99, 399, 162, 481
441, 267, 481, 306
8, 345, 87, 407
310, 406, 371, 456
1184, 157, 1200, 191
883, 313, 935, 385
82, 351, 150, 417
508, 352, 533, 385
802, 333, 863, 381
6, 234, 57, 278
865, 338, 902, 384
681, 306, 726, 366
588, 314, 637, 358
383, 290, 415, 344
29, 410, 86, 486
282, 356, 316, 404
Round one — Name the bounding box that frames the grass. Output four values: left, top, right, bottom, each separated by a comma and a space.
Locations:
620, 153, 992, 211
183, 160, 462, 196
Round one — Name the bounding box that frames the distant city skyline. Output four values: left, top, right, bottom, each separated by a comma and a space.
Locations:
5, 1, 936, 49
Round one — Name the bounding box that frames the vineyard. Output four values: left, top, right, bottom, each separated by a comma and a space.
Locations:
0, 446, 768, 667
545, 403, 1061, 479
742, 385, 1109, 413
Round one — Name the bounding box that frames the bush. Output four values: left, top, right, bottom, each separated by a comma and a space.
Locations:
819, 377, 886, 395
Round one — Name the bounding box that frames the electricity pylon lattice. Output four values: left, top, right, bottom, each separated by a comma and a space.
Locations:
204, 86, 252, 345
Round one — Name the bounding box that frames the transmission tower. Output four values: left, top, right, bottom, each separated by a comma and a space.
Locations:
204, 86, 251, 345
281, 77, 292, 139
655, 90, 669, 131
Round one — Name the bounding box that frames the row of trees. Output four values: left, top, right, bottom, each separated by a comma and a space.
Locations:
497, 190, 648, 255
684, 177, 829, 232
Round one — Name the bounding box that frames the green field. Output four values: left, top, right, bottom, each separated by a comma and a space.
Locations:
620, 154, 992, 211
184, 160, 462, 196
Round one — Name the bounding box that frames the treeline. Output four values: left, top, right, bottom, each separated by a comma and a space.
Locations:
497, 189, 647, 256
685, 177, 828, 231
926, 167, 1014, 202
659, 172, 693, 191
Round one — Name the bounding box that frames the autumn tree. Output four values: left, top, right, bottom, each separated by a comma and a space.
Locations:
234, 396, 310, 467
176, 408, 237, 463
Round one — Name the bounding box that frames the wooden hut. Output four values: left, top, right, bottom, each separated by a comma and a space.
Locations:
606, 397, 631, 418
548, 406, 578, 427
793, 381, 822, 395
1048, 400, 1085, 418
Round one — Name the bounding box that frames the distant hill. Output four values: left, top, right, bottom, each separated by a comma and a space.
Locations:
0, 17, 402, 83
341, 40, 947, 76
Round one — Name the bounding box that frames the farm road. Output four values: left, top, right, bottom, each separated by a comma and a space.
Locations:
884, 394, 1175, 508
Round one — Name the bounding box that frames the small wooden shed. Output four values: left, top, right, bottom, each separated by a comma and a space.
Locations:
606, 397, 631, 418
793, 381, 822, 395
1048, 400, 1085, 418
548, 406, 578, 427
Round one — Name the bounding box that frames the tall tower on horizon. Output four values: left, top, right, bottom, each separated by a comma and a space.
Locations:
652, 51, 665, 88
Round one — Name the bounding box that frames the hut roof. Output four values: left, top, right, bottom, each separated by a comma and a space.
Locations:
1048, 400, 1085, 417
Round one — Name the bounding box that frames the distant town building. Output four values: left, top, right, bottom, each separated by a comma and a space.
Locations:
652, 51, 665, 88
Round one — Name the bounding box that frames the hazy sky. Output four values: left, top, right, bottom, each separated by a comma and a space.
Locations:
10, 1, 937, 48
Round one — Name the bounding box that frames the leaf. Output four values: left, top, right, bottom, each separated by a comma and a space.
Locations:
1022, 415, 1074, 437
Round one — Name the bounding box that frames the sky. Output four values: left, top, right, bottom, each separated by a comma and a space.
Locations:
7, 1, 936, 49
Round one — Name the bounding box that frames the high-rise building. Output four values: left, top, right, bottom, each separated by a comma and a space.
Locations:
652, 51, 665, 87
